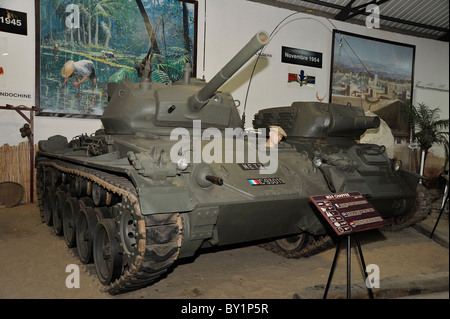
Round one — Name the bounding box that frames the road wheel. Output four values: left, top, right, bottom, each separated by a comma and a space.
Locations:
93, 219, 122, 286
275, 233, 309, 254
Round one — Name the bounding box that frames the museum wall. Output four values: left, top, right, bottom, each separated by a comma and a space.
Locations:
202, 0, 449, 160
1, 0, 448, 155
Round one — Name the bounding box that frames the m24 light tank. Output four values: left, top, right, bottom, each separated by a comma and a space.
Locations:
36, 29, 430, 295
36, 30, 326, 294
253, 102, 431, 257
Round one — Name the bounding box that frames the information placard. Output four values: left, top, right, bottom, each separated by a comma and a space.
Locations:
281, 46, 322, 68
0, 8, 27, 36
309, 191, 384, 236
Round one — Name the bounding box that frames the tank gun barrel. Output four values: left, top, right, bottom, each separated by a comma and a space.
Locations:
353, 115, 380, 130
329, 115, 380, 135
189, 30, 270, 111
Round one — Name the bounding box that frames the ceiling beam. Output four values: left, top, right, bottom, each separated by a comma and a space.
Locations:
299, 0, 447, 33
246, 0, 449, 41
439, 32, 449, 42
334, 0, 357, 21
344, 0, 391, 20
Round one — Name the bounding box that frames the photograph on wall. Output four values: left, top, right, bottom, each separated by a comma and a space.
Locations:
36, 0, 197, 118
330, 30, 415, 140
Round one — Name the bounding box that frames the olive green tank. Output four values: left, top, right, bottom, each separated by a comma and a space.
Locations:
253, 102, 431, 257
36, 30, 430, 294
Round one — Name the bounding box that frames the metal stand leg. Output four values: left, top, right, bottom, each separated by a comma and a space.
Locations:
323, 238, 341, 299
347, 234, 351, 299
323, 233, 375, 299
354, 233, 374, 299
431, 182, 449, 239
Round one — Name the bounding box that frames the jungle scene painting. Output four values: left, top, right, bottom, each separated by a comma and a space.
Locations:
38, 0, 197, 117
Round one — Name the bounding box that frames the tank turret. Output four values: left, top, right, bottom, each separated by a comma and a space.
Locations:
254, 101, 380, 141
101, 30, 270, 135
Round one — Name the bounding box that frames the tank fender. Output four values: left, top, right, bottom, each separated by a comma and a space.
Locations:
178, 206, 220, 258
137, 184, 195, 214
126, 167, 195, 214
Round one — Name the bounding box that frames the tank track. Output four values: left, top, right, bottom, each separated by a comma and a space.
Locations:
36, 159, 182, 295
258, 234, 336, 259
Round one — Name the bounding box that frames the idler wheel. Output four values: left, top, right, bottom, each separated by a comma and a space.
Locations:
76, 206, 99, 264
119, 207, 137, 255
63, 197, 80, 248
93, 219, 122, 286
275, 233, 309, 254
43, 186, 56, 226
52, 189, 67, 235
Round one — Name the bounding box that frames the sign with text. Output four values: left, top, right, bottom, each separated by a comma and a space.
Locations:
310, 191, 384, 236
0, 8, 27, 36
282, 46, 322, 68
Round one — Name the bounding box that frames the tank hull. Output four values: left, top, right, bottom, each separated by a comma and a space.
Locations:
36, 129, 334, 294
253, 102, 431, 231
35, 27, 430, 294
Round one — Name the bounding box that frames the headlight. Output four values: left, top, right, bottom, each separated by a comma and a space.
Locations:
392, 158, 402, 171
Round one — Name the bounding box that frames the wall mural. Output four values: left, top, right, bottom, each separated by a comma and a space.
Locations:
330, 30, 416, 170
330, 30, 415, 140
36, 0, 197, 118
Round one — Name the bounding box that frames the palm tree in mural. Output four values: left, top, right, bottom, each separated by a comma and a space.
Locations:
149, 0, 192, 83
92, 0, 125, 48
47, 0, 74, 44
405, 102, 449, 175
43, 0, 193, 84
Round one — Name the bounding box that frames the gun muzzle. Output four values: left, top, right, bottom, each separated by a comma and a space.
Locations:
206, 175, 223, 186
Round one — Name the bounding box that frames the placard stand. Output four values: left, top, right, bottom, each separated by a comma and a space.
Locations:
323, 231, 374, 299
309, 191, 384, 299
430, 174, 449, 239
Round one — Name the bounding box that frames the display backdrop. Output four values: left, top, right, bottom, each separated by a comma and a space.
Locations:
330, 30, 415, 139
36, 0, 197, 118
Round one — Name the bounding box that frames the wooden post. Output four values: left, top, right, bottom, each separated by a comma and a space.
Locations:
30, 109, 35, 203
0, 105, 42, 203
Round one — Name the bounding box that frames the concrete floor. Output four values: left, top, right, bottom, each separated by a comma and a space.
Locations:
0, 199, 448, 301
399, 204, 449, 299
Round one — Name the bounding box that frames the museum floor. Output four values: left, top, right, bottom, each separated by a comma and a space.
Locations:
0, 200, 448, 300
